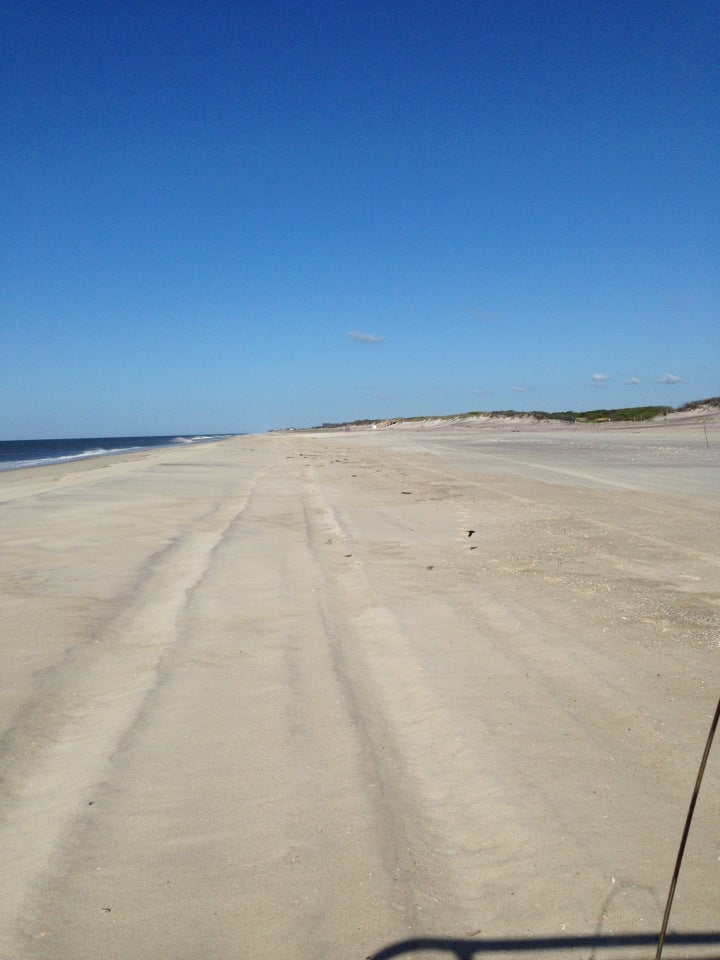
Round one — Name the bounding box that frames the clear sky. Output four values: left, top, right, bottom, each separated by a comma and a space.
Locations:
2, 0, 717, 437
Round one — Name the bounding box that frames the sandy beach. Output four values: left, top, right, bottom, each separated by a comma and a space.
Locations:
1, 420, 718, 960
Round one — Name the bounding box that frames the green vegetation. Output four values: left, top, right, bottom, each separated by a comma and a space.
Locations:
543, 405, 671, 423
294, 398, 719, 432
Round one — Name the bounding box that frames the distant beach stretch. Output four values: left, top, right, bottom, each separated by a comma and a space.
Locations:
0, 417, 718, 959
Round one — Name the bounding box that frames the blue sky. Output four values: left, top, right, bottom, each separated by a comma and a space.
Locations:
2, 0, 717, 437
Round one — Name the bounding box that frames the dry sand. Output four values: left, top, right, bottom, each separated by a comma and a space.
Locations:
0, 421, 718, 960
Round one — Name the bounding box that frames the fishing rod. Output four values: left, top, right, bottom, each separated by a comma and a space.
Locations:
655, 695, 720, 960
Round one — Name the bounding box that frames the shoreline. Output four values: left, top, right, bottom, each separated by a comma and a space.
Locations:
0, 434, 236, 477
0, 435, 241, 501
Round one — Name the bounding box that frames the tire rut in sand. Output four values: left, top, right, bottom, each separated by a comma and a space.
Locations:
388, 454, 720, 568
298, 463, 720, 938
301, 468, 546, 933
0, 476, 261, 942
17, 460, 410, 960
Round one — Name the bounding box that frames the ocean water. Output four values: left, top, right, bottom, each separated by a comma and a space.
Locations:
0, 435, 232, 472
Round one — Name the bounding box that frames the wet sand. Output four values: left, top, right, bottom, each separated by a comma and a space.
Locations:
0, 422, 718, 959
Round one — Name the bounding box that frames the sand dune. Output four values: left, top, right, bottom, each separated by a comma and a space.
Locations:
0, 423, 718, 959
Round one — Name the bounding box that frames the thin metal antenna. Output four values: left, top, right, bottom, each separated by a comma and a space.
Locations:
655, 696, 720, 960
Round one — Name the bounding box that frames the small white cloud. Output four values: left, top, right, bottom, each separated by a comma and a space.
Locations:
624, 377, 641, 385
511, 385, 528, 392
591, 372, 612, 383
654, 373, 683, 384
472, 388, 493, 396
345, 330, 385, 344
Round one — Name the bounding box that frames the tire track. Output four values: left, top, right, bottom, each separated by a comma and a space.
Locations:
298, 458, 719, 937
0, 474, 261, 944
343, 447, 720, 584
300, 467, 609, 934
16, 453, 413, 960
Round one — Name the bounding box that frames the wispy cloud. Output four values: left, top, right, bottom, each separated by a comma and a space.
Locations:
511, 385, 528, 392
472, 388, 493, 396
591, 372, 612, 384
624, 377, 641, 385
345, 330, 385, 344
654, 373, 683, 384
